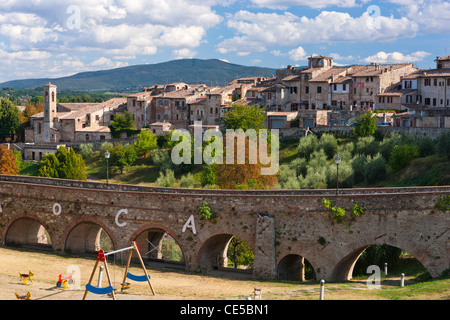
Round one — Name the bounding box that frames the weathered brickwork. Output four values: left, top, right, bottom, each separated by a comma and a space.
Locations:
0, 175, 448, 281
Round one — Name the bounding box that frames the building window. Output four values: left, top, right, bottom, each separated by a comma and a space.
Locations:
433, 98, 437, 106
305, 86, 309, 94
342, 84, 346, 91
424, 79, 431, 86
425, 98, 430, 105
317, 86, 322, 94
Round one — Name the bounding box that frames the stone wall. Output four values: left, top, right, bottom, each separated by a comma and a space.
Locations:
0, 174, 448, 281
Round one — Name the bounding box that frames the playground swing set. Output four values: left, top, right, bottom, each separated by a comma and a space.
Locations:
82, 241, 155, 300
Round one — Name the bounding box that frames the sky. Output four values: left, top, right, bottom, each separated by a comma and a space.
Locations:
0, 0, 449, 83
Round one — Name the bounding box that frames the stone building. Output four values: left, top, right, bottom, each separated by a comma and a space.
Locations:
25, 83, 127, 144
150, 83, 209, 130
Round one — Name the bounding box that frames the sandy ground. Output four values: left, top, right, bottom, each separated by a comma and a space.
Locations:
0, 246, 446, 301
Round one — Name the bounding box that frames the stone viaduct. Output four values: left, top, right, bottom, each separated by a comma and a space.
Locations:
0, 174, 448, 282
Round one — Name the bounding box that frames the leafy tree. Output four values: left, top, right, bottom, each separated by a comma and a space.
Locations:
297, 134, 318, 161
38, 147, 87, 180
354, 136, 379, 158
39, 153, 60, 178
150, 149, 173, 171
134, 130, 157, 157
364, 154, 387, 184
0, 98, 20, 141
109, 111, 136, 138
215, 135, 278, 190
316, 133, 337, 160
100, 141, 114, 157
220, 103, 266, 132
227, 237, 254, 269
200, 164, 217, 187
352, 111, 377, 137
0, 145, 19, 175
110, 143, 137, 173
389, 144, 419, 172
79, 143, 94, 159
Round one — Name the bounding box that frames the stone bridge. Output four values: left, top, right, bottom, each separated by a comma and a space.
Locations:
0, 174, 448, 282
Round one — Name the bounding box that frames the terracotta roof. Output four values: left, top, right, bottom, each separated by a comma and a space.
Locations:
402, 68, 450, 79
57, 98, 126, 120
351, 64, 413, 77
377, 89, 416, 96
436, 55, 450, 61
308, 67, 349, 82
76, 126, 111, 133
282, 75, 302, 82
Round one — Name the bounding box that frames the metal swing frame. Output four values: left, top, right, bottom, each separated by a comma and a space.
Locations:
82, 241, 155, 300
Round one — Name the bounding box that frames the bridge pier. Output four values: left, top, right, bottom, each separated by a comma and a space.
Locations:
253, 215, 277, 280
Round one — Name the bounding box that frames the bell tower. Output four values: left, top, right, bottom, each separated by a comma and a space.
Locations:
43, 83, 57, 143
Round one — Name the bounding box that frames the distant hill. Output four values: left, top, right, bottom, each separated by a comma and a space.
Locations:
0, 59, 276, 92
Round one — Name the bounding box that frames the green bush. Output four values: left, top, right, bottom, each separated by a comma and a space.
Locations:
351, 155, 367, 185
416, 135, 435, 157
364, 154, 387, 184
155, 169, 176, 187
316, 133, 337, 160
100, 141, 113, 158
379, 133, 402, 161
200, 164, 217, 187
299, 166, 328, 189
297, 134, 318, 160
437, 131, 450, 158
327, 161, 354, 189
150, 149, 173, 171
354, 136, 379, 158
79, 143, 94, 159
389, 144, 419, 172
179, 173, 195, 188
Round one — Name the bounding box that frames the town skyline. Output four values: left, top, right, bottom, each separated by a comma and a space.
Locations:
0, 0, 449, 83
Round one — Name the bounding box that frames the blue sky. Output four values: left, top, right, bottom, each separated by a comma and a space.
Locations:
0, 0, 448, 83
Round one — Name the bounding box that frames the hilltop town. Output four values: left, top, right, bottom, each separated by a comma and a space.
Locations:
2, 54, 450, 161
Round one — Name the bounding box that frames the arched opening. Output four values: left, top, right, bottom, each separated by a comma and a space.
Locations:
134, 228, 185, 269
352, 244, 430, 282
332, 244, 430, 282
65, 222, 113, 255
5, 217, 52, 250
198, 234, 254, 277
277, 254, 316, 282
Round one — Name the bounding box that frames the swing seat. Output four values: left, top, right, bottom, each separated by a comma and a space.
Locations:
126, 272, 150, 282
85, 283, 115, 295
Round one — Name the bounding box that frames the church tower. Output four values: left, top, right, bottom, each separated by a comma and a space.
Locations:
43, 83, 57, 143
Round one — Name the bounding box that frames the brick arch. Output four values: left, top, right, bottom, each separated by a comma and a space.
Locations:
128, 223, 187, 263
62, 217, 118, 254
3, 214, 54, 246
276, 251, 318, 281
193, 229, 256, 272
330, 238, 434, 282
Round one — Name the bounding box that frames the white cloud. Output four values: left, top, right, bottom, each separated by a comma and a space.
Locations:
217, 10, 418, 55
90, 57, 128, 69
250, 0, 358, 10
363, 51, 431, 63
173, 48, 198, 59
289, 47, 308, 61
